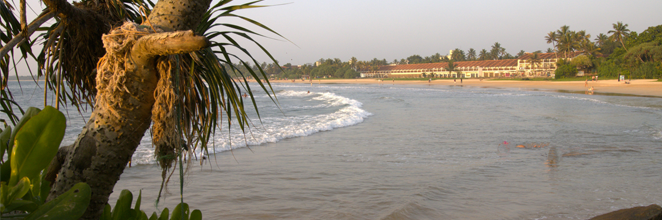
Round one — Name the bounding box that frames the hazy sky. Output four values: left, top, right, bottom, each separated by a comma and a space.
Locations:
230, 0, 662, 65
13, 0, 662, 69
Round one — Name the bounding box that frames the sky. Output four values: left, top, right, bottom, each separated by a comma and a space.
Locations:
12, 0, 662, 70
228, 0, 662, 65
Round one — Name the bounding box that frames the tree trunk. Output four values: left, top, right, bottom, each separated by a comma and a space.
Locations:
46, 0, 211, 218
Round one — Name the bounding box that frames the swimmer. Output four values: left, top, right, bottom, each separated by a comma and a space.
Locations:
307, 91, 310, 94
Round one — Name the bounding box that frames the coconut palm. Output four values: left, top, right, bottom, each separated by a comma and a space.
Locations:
527, 52, 542, 75
556, 25, 576, 58
467, 48, 476, 61
580, 39, 602, 58
479, 49, 488, 60
545, 31, 558, 58
0, 0, 282, 218
595, 33, 609, 47
608, 21, 631, 51
490, 42, 503, 60
445, 59, 460, 78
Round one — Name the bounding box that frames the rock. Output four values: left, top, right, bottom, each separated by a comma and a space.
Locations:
590, 204, 662, 220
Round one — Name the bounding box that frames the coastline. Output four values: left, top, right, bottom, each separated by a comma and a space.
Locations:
263, 78, 662, 98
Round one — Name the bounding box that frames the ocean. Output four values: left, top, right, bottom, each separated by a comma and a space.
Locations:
4, 81, 662, 219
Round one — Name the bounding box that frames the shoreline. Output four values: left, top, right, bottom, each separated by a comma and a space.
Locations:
261, 78, 662, 98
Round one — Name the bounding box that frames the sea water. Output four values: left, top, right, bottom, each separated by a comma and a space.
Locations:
4, 81, 662, 219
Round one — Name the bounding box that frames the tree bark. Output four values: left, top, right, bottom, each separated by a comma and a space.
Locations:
46, 0, 212, 218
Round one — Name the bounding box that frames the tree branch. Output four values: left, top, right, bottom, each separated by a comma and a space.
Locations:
0, 11, 54, 59
147, 0, 212, 31
41, 0, 84, 19
130, 30, 210, 65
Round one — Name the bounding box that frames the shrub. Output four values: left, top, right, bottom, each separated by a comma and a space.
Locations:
554, 64, 578, 79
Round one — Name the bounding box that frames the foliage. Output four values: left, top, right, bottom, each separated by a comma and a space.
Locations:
99, 190, 201, 220
630, 62, 662, 79
0, 107, 202, 219
554, 64, 578, 79
623, 42, 662, 66
0, 106, 90, 219
608, 21, 631, 50
626, 25, 662, 46
571, 55, 593, 72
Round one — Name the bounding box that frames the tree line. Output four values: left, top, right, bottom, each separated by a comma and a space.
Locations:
551, 22, 662, 79
234, 42, 527, 79
231, 22, 661, 80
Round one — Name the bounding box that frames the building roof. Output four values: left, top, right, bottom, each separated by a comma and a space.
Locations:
518, 51, 582, 60
376, 59, 518, 71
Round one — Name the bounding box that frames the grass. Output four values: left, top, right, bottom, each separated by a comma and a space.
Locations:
382, 78, 471, 81
488, 76, 617, 82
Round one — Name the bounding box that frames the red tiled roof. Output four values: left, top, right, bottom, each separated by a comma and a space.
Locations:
518, 51, 582, 60
377, 59, 518, 71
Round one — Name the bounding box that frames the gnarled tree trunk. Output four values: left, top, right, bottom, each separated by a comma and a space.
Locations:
46, 0, 211, 218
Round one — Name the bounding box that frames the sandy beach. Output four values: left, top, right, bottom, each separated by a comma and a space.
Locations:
264, 78, 662, 98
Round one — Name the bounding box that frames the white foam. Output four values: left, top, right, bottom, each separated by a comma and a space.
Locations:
130, 91, 371, 164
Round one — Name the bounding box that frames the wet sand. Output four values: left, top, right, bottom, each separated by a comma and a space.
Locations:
264, 78, 662, 98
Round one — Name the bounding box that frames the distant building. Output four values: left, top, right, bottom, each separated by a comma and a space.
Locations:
315, 61, 322, 67
360, 52, 582, 79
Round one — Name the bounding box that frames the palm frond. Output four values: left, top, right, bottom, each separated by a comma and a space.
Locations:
153, 0, 284, 170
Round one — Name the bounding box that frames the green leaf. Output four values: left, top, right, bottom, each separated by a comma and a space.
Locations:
6, 177, 31, 205
135, 189, 142, 212
0, 182, 7, 212
158, 207, 169, 220
39, 178, 51, 206
112, 189, 133, 220
2, 199, 38, 213
24, 182, 91, 220
8, 107, 41, 153
170, 203, 189, 220
101, 204, 112, 220
0, 126, 11, 162
9, 106, 65, 187
148, 212, 158, 220
190, 210, 202, 220
138, 210, 149, 220
0, 161, 10, 183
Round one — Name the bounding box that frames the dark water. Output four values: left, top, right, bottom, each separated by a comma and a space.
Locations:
5, 81, 662, 219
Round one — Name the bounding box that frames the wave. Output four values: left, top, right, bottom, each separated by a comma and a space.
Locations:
130, 90, 371, 164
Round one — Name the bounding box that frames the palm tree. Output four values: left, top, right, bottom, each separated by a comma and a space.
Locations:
1, 0, 281, 218
595, 33, 609, 47
490, 42, 503, 60
479, 49, 488, 60
527, 52, 542, 75
445, 59, 460, 78
452, 48, 466, 61
580, 40, 602, 58
545, 31, 558, 58
556, 25, 576, 58
608, 21, 631, 51
467, 48, 476, 61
